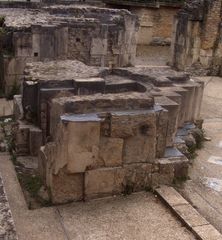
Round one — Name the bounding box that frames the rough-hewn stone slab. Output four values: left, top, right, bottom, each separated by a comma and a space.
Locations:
172, 204, 208, 228
193, 224, 222, 240
155, 185, 189, 206
155, 185, 222, 240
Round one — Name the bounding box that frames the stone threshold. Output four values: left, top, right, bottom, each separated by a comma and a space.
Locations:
155, 185, 222, 240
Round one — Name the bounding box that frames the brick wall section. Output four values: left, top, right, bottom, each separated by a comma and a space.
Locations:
201, 0, 222, 50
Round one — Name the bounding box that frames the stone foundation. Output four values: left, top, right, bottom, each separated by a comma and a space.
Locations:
13, 60, 204, 204
0, 4, 138, 94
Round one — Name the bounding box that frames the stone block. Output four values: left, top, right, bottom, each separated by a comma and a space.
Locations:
193, 224, 222, 240
155, 106, 168, 158
158, 150, 189, 180
50, 169, 84, 204
75, 77, 105, 95
154, 96, 179, 147
99, 137, 123, 167
85, 167, 124, 199
29, 127, 43, 156
123, 163, 152, 192
155, 185, 189, 206
152, 172, 174, 187
90, 38, 107, 55
66, 121, 101, 173
172, 204, 208, 228
111, 111, 156, 163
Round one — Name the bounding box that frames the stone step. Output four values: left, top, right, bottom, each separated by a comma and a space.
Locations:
155, 185, 222, 240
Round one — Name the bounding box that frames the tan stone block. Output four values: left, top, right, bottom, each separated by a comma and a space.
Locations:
85, 167, 124, 199
99, 137, 123, 167
193, 224, 222, 240
50, 169, 83, 204
123, 163, 152, 192
173, 204, 208, 228
111, 111, 156, 163
155, 186, 189, 206
123, 134, 156, 163
66, 121, 100, 173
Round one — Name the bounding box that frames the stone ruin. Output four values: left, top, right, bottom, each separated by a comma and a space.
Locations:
0, 2, 205, 205
171, 0, 222, 76
13, 58, 204, 204
0, 4, 138, 94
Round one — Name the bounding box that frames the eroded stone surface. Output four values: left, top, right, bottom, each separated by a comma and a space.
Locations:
0, 174, 18, 240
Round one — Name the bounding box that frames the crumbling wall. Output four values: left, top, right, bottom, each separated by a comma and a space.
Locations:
39, 94, 163, 203
13, 59, 204, 204
132, 6, 181, 46
104, 1, 183, 46
171, 0, 222, 75
0, 5, 138, 94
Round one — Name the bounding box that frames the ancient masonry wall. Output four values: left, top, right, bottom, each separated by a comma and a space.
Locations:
14, 60, 204, 204
128, 6, 181, 46
0, 5, 138, 94
105, 1, 182, 46
171, 0, 222, 76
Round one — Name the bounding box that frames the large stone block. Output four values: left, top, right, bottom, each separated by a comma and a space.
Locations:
66, 121, 101, 173
111, 111, 156, 163
85, 167, 124, 199
50, 169, 84, 204
99, 137, 123, 167
123, 163, 152, 192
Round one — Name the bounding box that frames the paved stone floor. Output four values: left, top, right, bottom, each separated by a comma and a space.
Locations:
0, 152, 196, 240
178, 76, 222, 233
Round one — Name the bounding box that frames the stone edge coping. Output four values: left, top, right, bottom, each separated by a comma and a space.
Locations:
0, 171, 18, 240
155, 185, 222, 240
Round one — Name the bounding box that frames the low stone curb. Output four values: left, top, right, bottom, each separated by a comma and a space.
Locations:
155, 185, 222, 240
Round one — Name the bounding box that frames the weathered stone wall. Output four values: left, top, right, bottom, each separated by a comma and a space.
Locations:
171, 0, 222, 76
105, 1, 182, 46
13, 59, 204, 204
131, 6, 181, 45
0, 5, 138, 94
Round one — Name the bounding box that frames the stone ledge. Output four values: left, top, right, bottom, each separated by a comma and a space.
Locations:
155, 185, 222, 240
